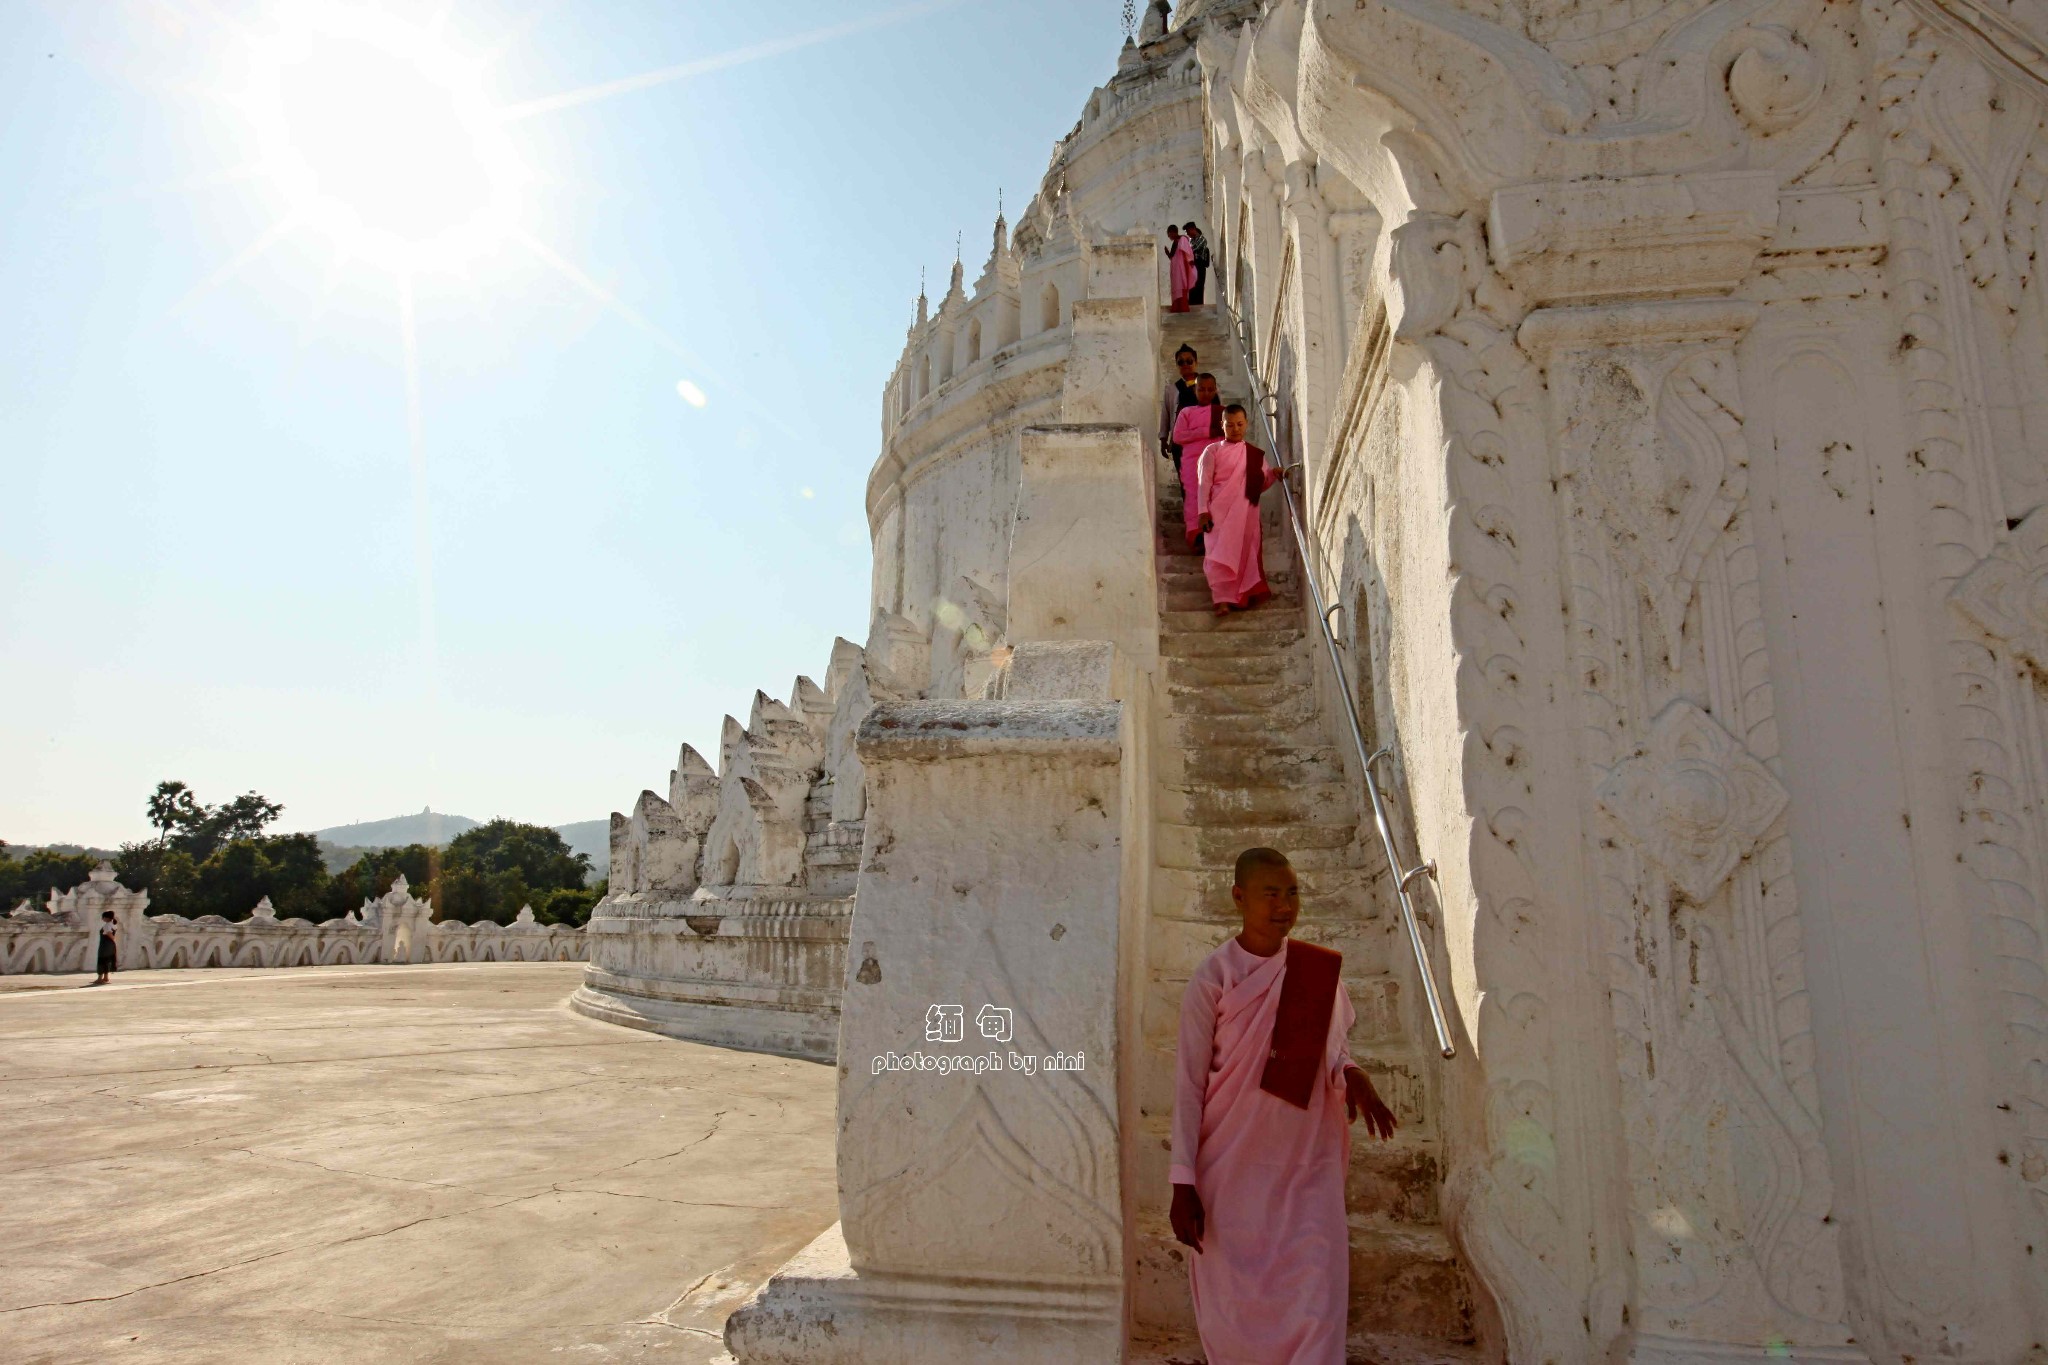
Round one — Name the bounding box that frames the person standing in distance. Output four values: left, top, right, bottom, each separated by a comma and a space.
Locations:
92, 909, 118, 986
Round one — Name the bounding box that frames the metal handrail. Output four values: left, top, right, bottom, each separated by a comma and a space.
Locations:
1216, 304, 1457, 1060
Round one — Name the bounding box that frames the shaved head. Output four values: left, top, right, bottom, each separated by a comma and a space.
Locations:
1234, 846, 1292, 886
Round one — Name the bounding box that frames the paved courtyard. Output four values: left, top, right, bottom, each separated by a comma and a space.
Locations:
0, 962, 839, 1364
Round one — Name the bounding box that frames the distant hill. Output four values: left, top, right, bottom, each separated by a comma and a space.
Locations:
311, 809, 610, 883
313, 809, 480, 849
553, 820, 609, 876
2, 843, 121, 862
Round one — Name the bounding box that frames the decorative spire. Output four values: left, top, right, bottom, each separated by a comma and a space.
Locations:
980, 195, 1015, 291
1121, 0, 1137, 39
1139, 0, 1170, 44
915, 267, 928, 326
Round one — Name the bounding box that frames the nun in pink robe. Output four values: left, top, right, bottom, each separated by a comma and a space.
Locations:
1171, 938, 1358, 1364
1196, 436, 1281, 609
1172, 400, 1223, 548
1168, 229, 1196, 312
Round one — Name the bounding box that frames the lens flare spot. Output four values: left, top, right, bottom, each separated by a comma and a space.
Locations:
676, 380, 707, 408
800, 486, 816, 500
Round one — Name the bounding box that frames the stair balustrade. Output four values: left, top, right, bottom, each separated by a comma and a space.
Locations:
1218, 303, 1458, 1061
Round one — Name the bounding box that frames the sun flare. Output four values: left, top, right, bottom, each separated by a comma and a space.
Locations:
241, 5, 524, 274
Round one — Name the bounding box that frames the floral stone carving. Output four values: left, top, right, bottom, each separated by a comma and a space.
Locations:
1598, 701, 1788, 900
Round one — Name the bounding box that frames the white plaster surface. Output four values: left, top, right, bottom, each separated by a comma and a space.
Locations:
725, 699, 1127, 1363
604, 2, 2048, 1358
1198, 0, 2048, 1358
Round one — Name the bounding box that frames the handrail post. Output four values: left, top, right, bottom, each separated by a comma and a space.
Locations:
1220, 303, 1457, 1060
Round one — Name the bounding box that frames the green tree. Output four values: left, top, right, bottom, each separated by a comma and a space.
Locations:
536, 879, 605, 928
0, 844, 100, 911
119, 782, 322, 920
438, 820, 591, 925
146, 781, 200, 846
191, 834, 329, 921
141, 781, 285, 861
112, 843, 199, 916
323, 843, 439, 921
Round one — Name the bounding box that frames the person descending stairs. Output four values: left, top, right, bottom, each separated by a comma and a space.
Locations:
1128, 306, 1481, 1364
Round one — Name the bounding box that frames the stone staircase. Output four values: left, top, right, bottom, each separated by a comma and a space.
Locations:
1128, 308, 1479, 1364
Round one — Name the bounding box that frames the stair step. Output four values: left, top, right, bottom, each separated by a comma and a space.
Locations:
1139, 982, 1420, 1092
1127, 1112, 1443, 1226
1143, 914, 1403, 982
1156, 820, 1362, 870
1167, 714, 1332, 752
1157, 778, 1354, 826
1163, 588, 1304, 614
1165, 653, 1308, 688
1130, 1044, 1433, 1147
1166, 676, 1315, 711
1128, 1333, 1488, 1365
1126, 1221, 1472, 1343
1160, 627, 1303, 658
1152, 862, 1387, 916
1163, 604, 1301, 632
1157, 743, 1346, 788
1347, 1222, 1475, 1339
1158, 557, 1295, 583
1346, 1334, 1491, 1365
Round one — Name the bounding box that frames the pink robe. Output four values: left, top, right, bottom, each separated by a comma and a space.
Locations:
1196, 439, 1280, 608
1172, 938, 1357, 1364
1173, 404, 1223, 547
1169, 235, 1195, 312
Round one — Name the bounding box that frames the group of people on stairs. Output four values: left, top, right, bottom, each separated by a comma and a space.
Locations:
1159, 342, 1282, 616
1160, 313, 1403, 1363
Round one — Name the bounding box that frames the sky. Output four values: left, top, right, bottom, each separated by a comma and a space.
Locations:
0, 0, 1130, 848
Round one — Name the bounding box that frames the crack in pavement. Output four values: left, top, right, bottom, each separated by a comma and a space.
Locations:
557, 1187, 793, 1212
225, 1147, 465, 1190
0, 1183, 573, 1316
0, 1078, 733, 1181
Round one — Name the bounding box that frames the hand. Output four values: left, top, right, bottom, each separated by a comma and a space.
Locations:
1170, 1183, 1205, 1253
1345, 1066, 1397, 1140
1199, 513, 1214, 532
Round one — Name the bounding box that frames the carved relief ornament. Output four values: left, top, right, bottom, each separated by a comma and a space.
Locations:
1598, 700, 1789, 901
1950, 505, 2048, 671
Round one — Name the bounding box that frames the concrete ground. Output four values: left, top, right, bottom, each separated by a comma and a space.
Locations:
0, 962, 839, 1365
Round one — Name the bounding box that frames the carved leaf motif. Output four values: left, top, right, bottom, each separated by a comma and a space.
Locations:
844, 1086, 1119, 1279
1598, 701, 1789, 900
1575, 350, 1748, 661
1949, 506, 2048, 668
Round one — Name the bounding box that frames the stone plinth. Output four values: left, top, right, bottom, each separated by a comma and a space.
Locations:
571, 893, 852, 1062
726, 700, 1126, 1364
